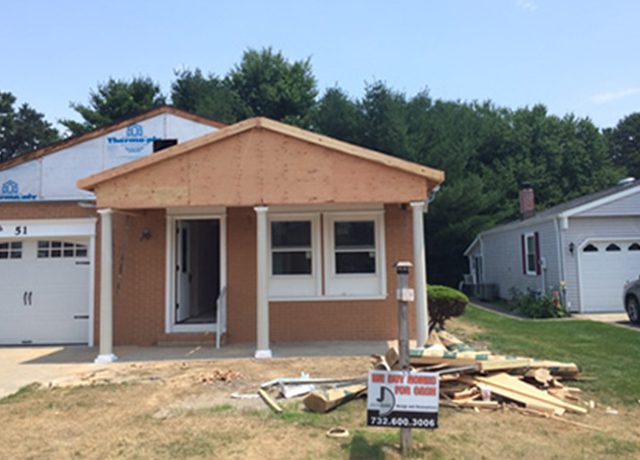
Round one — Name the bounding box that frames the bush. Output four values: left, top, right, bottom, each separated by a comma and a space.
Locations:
427, 285, 469, 330
509, 289, 568, 319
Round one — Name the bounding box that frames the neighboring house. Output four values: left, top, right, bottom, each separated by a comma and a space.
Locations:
464, 179, 640, 313
1, 110, 445, 361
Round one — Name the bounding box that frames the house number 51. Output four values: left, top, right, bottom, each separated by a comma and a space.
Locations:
14, 226, 27, 236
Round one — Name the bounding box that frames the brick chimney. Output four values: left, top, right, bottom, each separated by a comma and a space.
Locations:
519, 183, 535, 219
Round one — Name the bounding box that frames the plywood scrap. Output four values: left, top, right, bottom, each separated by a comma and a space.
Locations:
303, 384, 367, 413
525, 368, 552, 386
474, 373, 587, 415
385, 347, 399, 369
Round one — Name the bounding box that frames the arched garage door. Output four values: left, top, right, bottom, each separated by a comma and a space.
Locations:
579, 240, 640, 312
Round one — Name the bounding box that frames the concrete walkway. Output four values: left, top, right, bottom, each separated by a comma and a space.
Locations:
0, 340, 393, 399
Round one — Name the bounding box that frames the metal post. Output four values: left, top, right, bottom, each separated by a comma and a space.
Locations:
395, 261, 413, 454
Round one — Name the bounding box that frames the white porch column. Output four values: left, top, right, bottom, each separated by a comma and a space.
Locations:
95, 209, 118, 363
411, 201, 429, 347
254, 206, 272, 358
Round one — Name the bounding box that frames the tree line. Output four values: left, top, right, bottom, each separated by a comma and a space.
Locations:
2, 47, 639, 286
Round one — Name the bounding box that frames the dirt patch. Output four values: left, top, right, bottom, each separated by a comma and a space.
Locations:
1, 355, 639, 459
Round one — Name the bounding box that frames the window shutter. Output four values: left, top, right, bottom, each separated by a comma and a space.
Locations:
534, 232, 541, 275
521, 234, 526, 274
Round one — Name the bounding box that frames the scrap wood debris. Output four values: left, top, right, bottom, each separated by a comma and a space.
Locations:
371, 329, 591, 419
254, 330, 598, 425
198, 368, 241, 384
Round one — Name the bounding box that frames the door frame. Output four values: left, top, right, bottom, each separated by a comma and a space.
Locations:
576, 237, 638, 313
165, 209, 227, 334
0, 217, 97, 345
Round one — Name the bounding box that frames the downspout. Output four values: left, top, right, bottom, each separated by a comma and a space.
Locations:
554, 217, 566, 307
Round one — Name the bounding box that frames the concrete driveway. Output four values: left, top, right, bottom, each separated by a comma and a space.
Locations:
0, 346, 101, 399
573, 312, 639, 330
0, 340, 392, 399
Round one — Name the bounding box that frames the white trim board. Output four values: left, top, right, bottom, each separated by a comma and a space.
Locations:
560, 184, 640, 218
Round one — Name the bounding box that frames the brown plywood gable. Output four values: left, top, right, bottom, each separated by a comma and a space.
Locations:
93, 128, 431, 208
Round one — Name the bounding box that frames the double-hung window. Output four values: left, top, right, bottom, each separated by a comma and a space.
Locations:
268, 210, 386, 300
324, 212, 386, 297
269, 215, 321, 298
523, 232, 538, 276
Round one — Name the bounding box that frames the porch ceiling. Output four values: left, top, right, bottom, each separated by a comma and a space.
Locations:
78, 117, 445, 209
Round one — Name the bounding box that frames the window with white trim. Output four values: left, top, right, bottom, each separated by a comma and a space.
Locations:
0, 241, 22, 260
524, 233, 537, 275
268, 210, 386, 299
324, 212, 385, 297
268, 215, 321, 298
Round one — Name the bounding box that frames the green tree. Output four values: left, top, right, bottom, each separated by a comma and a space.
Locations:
61, 77, 166, 136
0, 91, 60, 162
226, 48, 317, 124
171, 69, 251, 124
605, 112, 640, 178
309, 87, 361, 144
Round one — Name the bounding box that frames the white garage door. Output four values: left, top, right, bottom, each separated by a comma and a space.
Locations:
0, 238, 91, 344
580, 240, 640, 312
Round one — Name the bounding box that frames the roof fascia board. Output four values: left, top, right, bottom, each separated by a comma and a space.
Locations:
559, 184, 640, 218
463, 236, 480, 256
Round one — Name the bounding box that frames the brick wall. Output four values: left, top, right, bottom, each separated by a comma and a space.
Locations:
2, 202, 420, 346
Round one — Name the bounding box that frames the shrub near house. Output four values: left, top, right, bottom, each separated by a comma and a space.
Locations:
427, 285, 469, 330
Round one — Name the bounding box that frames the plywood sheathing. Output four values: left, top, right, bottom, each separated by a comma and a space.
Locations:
79, 118, 445, 209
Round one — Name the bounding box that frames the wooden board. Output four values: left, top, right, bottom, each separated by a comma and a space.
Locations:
475, 373, 586, 415
303, 384, 367, 413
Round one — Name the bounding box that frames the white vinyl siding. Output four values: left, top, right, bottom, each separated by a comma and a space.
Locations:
479, 220, 560, 299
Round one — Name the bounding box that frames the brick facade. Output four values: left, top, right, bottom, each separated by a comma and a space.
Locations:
1, 201, 419, 346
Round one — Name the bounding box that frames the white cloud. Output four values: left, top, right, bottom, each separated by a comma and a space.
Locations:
591, 88, 640, 104
516, 0, 538, 12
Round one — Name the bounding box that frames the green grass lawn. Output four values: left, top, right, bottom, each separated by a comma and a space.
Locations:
458, 305, 640, 405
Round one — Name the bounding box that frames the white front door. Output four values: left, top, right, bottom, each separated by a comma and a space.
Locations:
580, 240, 640, 312
0, 238, 90, 344
175, 221, 191, 323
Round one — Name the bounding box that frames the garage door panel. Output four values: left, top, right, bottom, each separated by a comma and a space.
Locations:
580, 241, 640, 312
0, 237, 91, 345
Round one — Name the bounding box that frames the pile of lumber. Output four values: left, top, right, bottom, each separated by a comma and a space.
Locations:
254, 331, 591, 422
372, 330, 589, 418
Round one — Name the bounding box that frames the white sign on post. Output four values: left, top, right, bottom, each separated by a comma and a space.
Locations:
367, 370, 439, 429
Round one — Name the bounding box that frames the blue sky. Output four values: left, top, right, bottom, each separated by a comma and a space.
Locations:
1, 0, 638, 130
